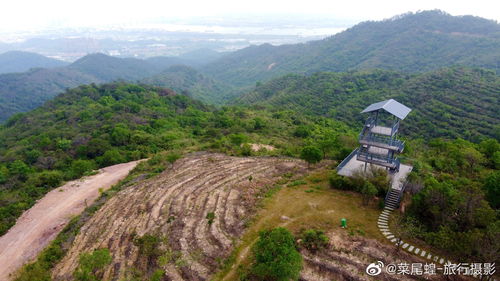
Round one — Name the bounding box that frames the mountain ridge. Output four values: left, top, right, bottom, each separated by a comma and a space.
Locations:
0, 51, 68, 74
202, 10, 500, 87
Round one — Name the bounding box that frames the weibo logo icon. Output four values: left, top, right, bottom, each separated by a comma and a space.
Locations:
366, 261, 384, 276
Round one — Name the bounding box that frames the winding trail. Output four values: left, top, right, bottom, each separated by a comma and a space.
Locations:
0, 160, 142, 281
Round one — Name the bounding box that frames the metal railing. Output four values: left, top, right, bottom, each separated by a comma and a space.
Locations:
363, 117, 400, 137
391, 120, 400, 135
357, 150, 400, 171
336, 148, 359, 172
364, 116, 376, 128
397, 180, 408, 204
384, 179, 407, 208
358, 133, 405, 152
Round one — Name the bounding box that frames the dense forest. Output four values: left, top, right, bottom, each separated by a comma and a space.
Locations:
404, 138, 499, 263
236, 67, 500, 141
203, 10, 500, 87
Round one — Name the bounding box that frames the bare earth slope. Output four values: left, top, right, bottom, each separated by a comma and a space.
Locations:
0, 160, 142, 281
52, 153, 307, 280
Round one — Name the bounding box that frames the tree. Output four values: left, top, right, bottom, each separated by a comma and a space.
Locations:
250, 228, 302, 281
0, 165, 8, 184
110, 125, 131, 146
293, 126, 310, 138
317, 133, 337, 158
9, 160, 31, 180
28, 171, 64, 188
229, 133, 248, 146
483, 171, 500, 209
300, 146, 322, 165
361, 181, 378, 206
98, 149, 125, 167
69, 160, 96, 179
253, 117, 265, 130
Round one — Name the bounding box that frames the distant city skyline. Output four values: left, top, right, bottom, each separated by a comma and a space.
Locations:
0, 0, 498, 34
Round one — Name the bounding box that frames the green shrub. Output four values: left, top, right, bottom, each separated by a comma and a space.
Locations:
249, 227, 302, 281
361, 181, 378, 205
293, 126, 310, 138
229, 133, 248, 146
28, 170, 64, 188
300, 146, 322, 164
14, 262, 51, 281
328, 172, 354, 190
299, 229, 329, 253
206, 212, 216, 225
73, 248, 112, 281
69, 159, 96, 179
97, 149, 126, 167
133, 234, 163, 260
166, 153, 181, 164
240, 143, 253, 156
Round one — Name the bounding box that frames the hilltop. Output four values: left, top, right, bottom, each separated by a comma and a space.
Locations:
203, 10, 500, 87
67, 53, 162, 81
0, 51, 67, 74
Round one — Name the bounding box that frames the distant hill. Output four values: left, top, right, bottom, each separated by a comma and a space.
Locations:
178, 48, 224, 66
0, 68, 99, 121
68, 53, 162, 81
203, 10, 500, 88
146, 49, 224, 69
0, 53, 231, 122
140, 65, 236, 104
235, 67, 500, 141
0, 51, 67, 74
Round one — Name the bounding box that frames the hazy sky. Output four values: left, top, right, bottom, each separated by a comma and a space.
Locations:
1, 0, 499, 32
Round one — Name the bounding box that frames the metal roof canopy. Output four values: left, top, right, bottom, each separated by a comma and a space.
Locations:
361, 99, 411, 120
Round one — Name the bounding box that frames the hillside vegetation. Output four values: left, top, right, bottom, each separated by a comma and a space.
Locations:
1, 81, 498, 280
0, 53, 224, 122
236, 67, 500, 141
203, 10, 500, 87
141, 65, 236, 104
0, 82, 352, 236
0, 68, 99, 122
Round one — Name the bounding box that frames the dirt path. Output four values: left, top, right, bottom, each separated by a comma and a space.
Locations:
0, 160, 143, 281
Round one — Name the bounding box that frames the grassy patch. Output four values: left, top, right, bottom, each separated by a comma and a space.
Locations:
213, 168, 383, 281
286, 179, 307, 187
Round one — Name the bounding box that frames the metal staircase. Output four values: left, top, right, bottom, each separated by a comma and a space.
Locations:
385, 188, 402, 209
